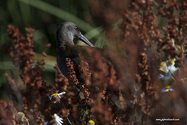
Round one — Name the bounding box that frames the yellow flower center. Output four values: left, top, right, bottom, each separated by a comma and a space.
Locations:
159, 62, 166, 72
165, 86, 171, 89
52, 93, 58, 97
51, 115, 55, 119
160, 62, 165, 67
169, 58, 174, 65
88, 120, 94, 123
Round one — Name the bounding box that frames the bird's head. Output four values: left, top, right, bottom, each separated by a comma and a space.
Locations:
56, 22, 94, 48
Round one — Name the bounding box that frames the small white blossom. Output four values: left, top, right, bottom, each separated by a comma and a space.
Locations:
49, 92, 66, 103
158, 74, 175, 81
159, 58, 178, 84
53, 114, 63, 125
159, 58, 178, 75
161, 86, 174, 93
159, 58, 178, 92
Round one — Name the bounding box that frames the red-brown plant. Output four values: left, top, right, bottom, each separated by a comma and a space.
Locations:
1, 0, 187, 125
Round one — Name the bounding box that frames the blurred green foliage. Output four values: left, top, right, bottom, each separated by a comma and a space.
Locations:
0, 0, 103, 88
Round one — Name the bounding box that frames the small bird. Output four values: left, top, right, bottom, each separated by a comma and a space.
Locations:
56, 22, 98, 80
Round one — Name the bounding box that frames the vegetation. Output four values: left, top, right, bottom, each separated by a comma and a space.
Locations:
1, 0, 187, 125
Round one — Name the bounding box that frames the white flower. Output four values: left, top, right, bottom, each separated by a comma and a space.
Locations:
44, 114, 63, 125
159, 58, 178, 83
159, 58, 178, 75
161, 86, 174, 93
52, 114, 63, 125
159, 58, 178, 92
49, 92, 66, 103
158, 74, 175, 81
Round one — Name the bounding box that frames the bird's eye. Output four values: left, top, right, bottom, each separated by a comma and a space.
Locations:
75, 27, 78, 30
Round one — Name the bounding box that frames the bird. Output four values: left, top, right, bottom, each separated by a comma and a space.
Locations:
56, 22, 126, 112
56, 21, 100, 80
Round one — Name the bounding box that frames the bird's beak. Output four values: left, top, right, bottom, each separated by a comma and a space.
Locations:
78, 33, 94, 47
